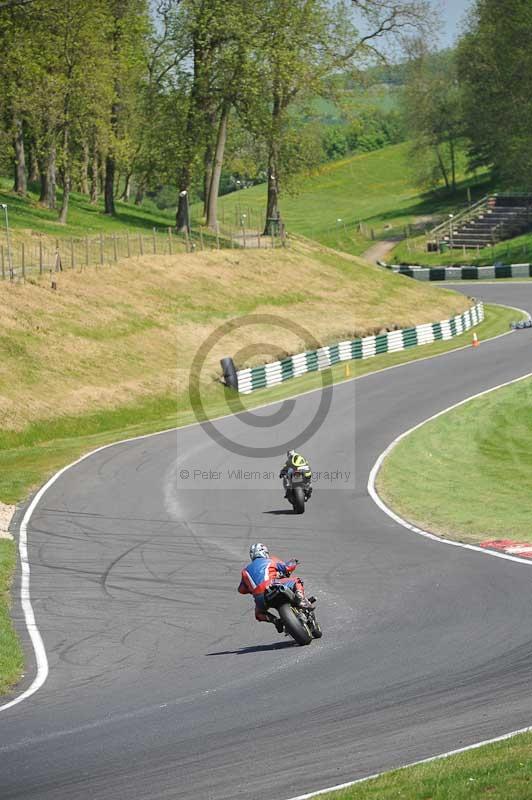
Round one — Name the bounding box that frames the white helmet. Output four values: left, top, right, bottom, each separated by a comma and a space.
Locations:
249, 542, 269, 560
287, 449, 296, 459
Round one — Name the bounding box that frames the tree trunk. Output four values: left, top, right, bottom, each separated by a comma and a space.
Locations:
58, 127, 70, 224
90, 142, 99, 204
206, 104, 229, 229
176, 168, 191, 232
80, 139, 89, 195
264, 133, 281, 235
134, 178, 145, 205
104, 153, 116, 215
435, 146, 450, 190
45, 144, 57, 209
38, 156, 48, 203
28, 140, 39, 184
12, 114, 27, 195
120, 171, 132, 202
449, 137, 456, 192
263, 87, 284, 235
202, 109, 217, 217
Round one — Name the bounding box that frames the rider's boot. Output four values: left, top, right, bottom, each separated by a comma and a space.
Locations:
266, 612, 284, 633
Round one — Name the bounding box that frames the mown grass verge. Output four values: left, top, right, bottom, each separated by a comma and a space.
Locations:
377, 370, 532, 543
0, 539, 22, 694
309, 731, 532, 799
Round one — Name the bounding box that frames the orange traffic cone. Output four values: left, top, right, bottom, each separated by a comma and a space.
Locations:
472, 332, 479, 348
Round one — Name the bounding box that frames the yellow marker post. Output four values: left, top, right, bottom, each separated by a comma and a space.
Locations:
344, 363, 351, 379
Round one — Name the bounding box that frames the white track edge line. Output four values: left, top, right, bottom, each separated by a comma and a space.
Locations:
284, 721, 532, 800
0, 301, 524, 712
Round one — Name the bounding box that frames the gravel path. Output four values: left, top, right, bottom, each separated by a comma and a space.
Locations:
361, 237, 401, 264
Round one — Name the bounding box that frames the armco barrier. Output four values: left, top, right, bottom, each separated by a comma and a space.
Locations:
387, 263, 532, 281
235, 302, 484, 393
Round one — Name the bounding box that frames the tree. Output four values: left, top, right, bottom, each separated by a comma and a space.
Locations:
402, 43, 464, 191
457, 0, 532, 188
104, 0, 150, 215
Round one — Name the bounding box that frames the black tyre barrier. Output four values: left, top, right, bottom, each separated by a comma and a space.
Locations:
220, 356, 238, 389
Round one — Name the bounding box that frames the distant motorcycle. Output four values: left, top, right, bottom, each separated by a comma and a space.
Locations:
264, 582, 322, 646
284, 468, 312, 514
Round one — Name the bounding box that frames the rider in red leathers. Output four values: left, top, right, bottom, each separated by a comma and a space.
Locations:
238, 542, 312, 632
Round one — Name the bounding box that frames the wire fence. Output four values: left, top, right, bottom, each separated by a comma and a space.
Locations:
0, 221, 288, 282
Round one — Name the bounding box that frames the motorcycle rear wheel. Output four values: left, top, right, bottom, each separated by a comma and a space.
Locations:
278, 603, 312, 646
292, 485, 305, 514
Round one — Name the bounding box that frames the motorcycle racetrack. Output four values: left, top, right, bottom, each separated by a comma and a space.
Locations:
2, 283, 532, 800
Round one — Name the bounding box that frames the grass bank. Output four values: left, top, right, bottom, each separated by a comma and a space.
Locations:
308, 731, 532, 799
0, 241, 470, 436
377, 374, 532, 543
391, 228, 532, 268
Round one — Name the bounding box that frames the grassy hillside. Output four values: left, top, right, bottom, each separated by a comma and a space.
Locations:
213, 143, 490, 256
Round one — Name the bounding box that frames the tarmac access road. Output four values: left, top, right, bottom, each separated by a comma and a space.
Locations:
2, 283, 532, 800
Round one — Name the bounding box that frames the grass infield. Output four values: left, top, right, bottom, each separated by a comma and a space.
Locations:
304, 731, 532, 799
377, 367, 532, 543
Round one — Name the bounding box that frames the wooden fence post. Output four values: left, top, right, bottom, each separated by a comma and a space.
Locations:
39, 236, 43, 274
139, 233, 143, 256
113, 234, 118, 262
100, 233, 104, 265
126, 230, 131, 258
168, 227, 172, 255
71, 238, 75, 269
199, 228, 204, 250
21, 242, 25, 279
1, 245, 5, 280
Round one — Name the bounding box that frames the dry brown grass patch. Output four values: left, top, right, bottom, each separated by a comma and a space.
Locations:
0, 242, 469, 430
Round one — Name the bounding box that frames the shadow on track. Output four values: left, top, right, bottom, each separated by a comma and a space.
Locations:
206, 641, 294, 656
262, 509, 295, 516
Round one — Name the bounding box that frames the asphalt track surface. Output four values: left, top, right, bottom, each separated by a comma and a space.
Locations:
2, 283, 532, 800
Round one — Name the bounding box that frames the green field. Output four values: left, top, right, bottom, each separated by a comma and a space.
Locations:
378, 375, 532, 543
214, 143, 489, 256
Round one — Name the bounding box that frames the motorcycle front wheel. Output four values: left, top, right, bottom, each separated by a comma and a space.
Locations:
278, 603, 312, 646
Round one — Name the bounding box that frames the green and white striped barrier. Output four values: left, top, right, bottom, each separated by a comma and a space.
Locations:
236, 302, 484, 393
388, 263, 532, 280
